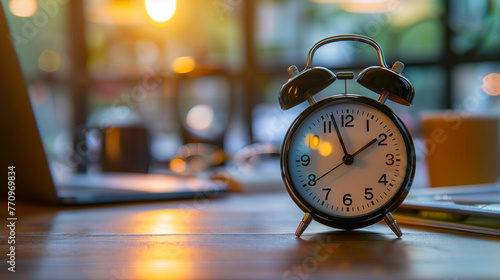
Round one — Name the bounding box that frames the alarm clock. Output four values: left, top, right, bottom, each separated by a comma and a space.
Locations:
279, 34, 416, 238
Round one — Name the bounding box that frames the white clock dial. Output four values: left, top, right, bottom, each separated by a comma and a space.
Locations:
284, 97, 411, 219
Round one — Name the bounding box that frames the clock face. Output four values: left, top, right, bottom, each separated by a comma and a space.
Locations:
282, 95, 414, 227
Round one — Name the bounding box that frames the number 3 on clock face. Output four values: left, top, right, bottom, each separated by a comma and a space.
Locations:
281, 95, 416, 230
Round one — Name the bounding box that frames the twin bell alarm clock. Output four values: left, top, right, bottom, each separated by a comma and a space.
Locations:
279, 34, 416, 238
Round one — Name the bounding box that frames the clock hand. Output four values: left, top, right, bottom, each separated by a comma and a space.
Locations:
351, 138, 378, 158
330, 114, 349, 156
315, 138, 377, 183
314, 161, 344, 182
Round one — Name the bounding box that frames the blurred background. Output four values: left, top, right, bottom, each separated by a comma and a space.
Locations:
3, 0, 500, 184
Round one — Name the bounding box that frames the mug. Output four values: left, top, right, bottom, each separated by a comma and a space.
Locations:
100, 126, 151, 173
421, 112, 499, 187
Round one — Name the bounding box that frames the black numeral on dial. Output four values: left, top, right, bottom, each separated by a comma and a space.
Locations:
322, 188, 331, 200
300, 155, 310, 166
343, 193, 352, 206
341, 114, 354, 127
378, 174, 388, 185
385, 154, 395, 165
378, 133, 387, 146
364, 188, 373, 200
323, 121, 332, 133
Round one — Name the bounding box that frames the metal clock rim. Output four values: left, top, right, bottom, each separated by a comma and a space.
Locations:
280, 94, 416, 230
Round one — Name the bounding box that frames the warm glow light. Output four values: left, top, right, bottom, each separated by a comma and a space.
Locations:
38, 50, 61, 72
86, 0, 149, 26
9, 0, 37, 17
342, 0, 395, 14
104, 128, 121, 161
172, 56, 195, 74
145, 0, 176, 23
128, 210, 193, 278
170, 158, 186, 173
186, 104, 214, 131
304, 134, 321, 150
319, 142, 333, 157
482, 73, 500, 96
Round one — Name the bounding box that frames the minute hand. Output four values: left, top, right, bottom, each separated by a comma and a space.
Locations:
352, 138, 378, 158
330, 114, 349, 156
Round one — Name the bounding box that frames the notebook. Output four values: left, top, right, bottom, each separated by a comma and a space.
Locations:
395, 183, 500, 235
0, 4, 226, 205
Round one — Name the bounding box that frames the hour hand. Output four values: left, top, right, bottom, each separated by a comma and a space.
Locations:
330, 114, 348, 156
352, 138, 377, 158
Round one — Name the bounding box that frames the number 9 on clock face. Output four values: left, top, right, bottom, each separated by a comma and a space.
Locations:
281, 95, 415, 230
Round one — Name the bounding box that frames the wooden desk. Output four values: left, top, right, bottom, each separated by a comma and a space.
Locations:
1, 192, 499, 280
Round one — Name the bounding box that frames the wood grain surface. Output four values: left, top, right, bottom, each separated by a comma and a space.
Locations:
1, 192, 499, 280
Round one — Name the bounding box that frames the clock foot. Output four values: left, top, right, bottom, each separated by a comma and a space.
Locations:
295, 212, 312, 237
384, 212, 403, 238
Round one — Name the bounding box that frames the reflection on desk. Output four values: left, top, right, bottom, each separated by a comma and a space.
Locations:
1, 192, 499, 280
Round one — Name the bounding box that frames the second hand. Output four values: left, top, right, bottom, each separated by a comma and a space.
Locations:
314, 161, 344, 182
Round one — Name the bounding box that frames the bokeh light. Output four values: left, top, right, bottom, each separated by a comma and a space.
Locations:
172, 56, 195, 74
304, 134, 321, 150
319, 142, 333, 157
38, 50, 61, 72
9, 0, 37, 17
482, 73, 500, 96
145, 0, 176, 23
169, 158, 186, 173
186, 104, 214, 131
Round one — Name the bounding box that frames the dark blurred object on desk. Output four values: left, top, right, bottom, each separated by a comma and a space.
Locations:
168, 143, 227, 175
172, 69, 236, 148
167, 142, 284, 193
211, 143, 284, 193
100, 126, 151, 173
75, 124, 152, 174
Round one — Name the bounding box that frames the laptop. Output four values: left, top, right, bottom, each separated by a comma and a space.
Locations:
0, 4, 226, 204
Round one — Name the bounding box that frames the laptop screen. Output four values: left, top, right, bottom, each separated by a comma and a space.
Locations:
0, 3, 58, 203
